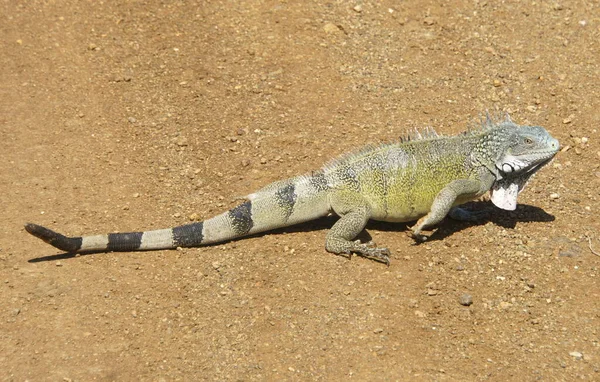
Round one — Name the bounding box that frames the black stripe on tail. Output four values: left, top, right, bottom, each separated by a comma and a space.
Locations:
25, 223, 82, 253
172, 222, 204, 247
106, 232, 143, 251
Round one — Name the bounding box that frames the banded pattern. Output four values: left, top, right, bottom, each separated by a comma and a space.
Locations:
25, 115, 559, 264
25, 172, 333, 254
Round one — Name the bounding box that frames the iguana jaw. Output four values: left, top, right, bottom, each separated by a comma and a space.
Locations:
489, 156, 554, 211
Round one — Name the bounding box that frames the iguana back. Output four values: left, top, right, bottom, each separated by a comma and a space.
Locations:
26, 115, 559, 264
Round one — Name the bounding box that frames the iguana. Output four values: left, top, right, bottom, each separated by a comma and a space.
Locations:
25, 115, 559, 264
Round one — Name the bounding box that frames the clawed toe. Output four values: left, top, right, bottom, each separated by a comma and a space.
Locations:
352, 241, 391, 265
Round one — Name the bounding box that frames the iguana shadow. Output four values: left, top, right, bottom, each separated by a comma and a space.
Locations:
368, 201, 555, 243
28, 201, 554, 262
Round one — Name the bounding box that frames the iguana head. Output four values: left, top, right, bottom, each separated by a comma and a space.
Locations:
476, 120, 560, 211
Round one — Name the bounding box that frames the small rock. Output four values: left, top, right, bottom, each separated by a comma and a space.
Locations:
323, 23, 341, 34
569, 351, 583, 360
189, 213, 200, 221
550, 193, 560, 200
353, 5, 362, 13
128, 117, 137, 123
562, 115, 574, 124
373, 328, 384, 334
423, 16, 436, 25
55, 261, 63, 267
175, 137, 188, 147
459, 293, 473, 306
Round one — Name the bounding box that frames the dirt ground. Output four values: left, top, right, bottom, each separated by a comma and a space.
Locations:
1, 1, 599, 380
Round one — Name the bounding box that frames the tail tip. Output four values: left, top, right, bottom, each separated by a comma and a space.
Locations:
24, 223, 81, 253
25, 223, 55, 239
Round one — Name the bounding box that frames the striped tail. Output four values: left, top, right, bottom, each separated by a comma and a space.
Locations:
25, 173, 333, 254
24, 222, 208, 253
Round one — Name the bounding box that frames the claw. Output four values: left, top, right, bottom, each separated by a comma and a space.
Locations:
408, 230, 428, 243
353, 241, 391, 265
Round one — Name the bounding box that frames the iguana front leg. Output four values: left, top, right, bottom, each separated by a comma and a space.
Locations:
326, 192, 390, 265
411, 179, 483, 240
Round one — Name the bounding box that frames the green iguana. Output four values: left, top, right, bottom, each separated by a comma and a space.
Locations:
25, 115, 559, 264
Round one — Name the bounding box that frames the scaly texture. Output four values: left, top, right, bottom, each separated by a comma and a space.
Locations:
25, 114, 559, 264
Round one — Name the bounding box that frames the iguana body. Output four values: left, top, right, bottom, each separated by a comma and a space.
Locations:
26, 115, 559, 264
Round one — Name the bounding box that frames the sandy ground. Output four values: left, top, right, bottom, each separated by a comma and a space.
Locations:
1, 1, 599, 380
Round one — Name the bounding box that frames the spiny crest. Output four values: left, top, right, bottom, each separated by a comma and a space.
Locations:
466, 110, 514, 133
323, 142, 389, 170
323, 126, 442, 170
398, 126, 441, 143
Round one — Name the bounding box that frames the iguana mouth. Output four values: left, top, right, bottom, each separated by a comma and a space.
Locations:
489, 157, 554, 211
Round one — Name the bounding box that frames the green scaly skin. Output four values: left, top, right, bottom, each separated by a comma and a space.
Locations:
25, 115, 559, 265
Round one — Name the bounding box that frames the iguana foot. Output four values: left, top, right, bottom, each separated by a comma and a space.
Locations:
409, 231, 429, 242
350, 240, 391, 265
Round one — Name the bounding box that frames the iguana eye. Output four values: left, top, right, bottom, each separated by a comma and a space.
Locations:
524, 137, 534, 144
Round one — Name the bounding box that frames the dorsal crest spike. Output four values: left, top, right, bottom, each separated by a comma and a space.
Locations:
398, 126, 440, 143
469, 109, 514, 133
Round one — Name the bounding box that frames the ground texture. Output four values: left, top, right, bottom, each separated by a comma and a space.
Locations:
1, 1, 600, 380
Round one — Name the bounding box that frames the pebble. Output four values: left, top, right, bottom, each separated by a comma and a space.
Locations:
373, 328, 384, 334
175, 137, 188, 147
423, 16, 436, 26
459, 293, 473, 306
323, 23, 340, 34
549, 193, 560, 200
569, 351, 583, 360
562, 115, 574, 124
128, 117, 137, 123
353, 5, 362, 13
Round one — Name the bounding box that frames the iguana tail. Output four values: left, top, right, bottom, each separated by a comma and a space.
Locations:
25, 174, 332, 254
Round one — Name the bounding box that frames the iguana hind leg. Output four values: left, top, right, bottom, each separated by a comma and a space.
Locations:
326, 193, 390, 265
